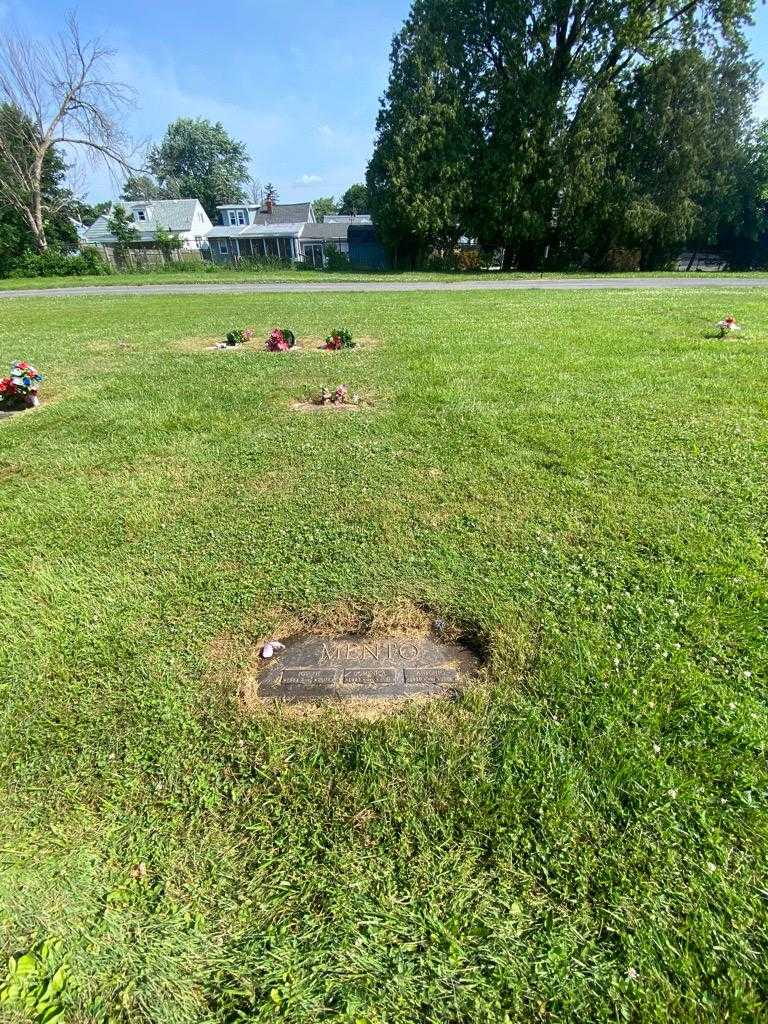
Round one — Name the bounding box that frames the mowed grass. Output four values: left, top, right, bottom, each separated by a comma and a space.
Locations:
0, 289, 766, 1023
2, 268, 768, 290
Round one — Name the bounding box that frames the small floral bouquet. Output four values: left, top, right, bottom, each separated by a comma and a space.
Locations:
318, 384, 359, 406
324, 328, 355, 350
225, 328, 254, 346
716, 315, 742, 338
0, 360, 43, 410
266, 328, 296, 352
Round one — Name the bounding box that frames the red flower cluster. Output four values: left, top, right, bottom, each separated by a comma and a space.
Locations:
323, 328, 354, 350
266, 328, 296, 352
0, 360, 43, 408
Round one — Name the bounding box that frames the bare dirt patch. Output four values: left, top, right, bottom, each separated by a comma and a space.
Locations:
290, 400, 365, 413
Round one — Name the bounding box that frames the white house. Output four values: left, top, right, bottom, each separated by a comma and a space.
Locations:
84, 199, 212, 251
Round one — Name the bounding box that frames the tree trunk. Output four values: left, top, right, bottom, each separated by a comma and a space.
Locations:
516, 238, 540, 272
30, 153, 48, 251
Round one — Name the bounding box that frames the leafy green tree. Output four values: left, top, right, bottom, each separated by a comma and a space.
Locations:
339, 184, 369, 214
263, 182, 279, 205
106, 205, 139, 262
121, 175, 164, 201
72, 200, 111, 227
312, 196, 338, 220
369, 0, 756, 267
153, 225, 182, 262
147, 119, 250, 217
557, 45, 762, 268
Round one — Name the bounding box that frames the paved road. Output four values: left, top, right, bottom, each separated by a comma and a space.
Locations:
0, 276, 766, 299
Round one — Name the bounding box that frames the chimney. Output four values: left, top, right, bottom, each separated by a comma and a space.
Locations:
265, 197, 273, 215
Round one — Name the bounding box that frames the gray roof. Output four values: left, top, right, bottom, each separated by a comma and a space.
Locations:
215, 202, 314, 226
84, 199, 209, 243
249, 203, 315, 225
323, 214, 372, 224
242, 222, 305, 238
208, 222, 305, 239
300, 222, 349, 242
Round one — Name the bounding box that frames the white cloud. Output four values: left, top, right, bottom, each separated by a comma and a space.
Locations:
294, 173, 323, 187
66, 40, 375, 202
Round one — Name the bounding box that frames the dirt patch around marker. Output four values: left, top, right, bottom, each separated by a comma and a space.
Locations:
172, 336, 305, 354
290, 400, 366, 413
0, 395, 61, 423
307, 335, 381, 352
173, 335, 381, 354
225, 599, 486, 719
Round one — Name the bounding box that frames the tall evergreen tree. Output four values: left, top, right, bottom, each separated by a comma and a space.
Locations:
367, 11, 474, 265
368, 0, 757, 267
558, 46, 761, 267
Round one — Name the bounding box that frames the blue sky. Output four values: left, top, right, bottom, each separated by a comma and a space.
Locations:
2, 0, 767, 203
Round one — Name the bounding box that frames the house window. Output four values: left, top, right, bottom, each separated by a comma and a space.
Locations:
194, 236, 202, 247
218, 240, 229, 255
227, 210, 247, 226
135, 209, 146, 221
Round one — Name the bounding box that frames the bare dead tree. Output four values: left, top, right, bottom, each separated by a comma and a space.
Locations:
0, 12, 136, 250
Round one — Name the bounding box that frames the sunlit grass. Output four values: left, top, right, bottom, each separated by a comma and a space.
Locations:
0, 288, 766, 1022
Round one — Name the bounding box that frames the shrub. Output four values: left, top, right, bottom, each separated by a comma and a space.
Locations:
324, 244, 351, 271
225, 328, 255, 346
602, 247, 642, 272
424, 248, 484, 273
9, 247, 111, 278
324, 329, 355, 350
236, 255, 294, 272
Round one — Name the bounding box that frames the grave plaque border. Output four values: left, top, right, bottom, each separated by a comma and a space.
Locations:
256, 633, 479, 705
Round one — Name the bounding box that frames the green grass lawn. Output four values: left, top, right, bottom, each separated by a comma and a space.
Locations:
0, 289, 766, 1023
2, 267, 768, 290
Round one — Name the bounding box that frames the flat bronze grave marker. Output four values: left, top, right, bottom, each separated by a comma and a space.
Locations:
257, 634, 479, 705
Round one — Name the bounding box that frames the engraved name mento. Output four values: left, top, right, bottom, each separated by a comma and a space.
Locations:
257, 634, 478, 705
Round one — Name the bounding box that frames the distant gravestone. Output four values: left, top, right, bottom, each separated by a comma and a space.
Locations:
256, 634, 479, 705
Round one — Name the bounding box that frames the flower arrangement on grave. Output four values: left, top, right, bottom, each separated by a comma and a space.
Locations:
324, 328, 355, 350
266, 328, 297, 352
0, 361, 43, 410
317, 384, 360, 406
716, 315, 742, 338
225, 328, 254, 346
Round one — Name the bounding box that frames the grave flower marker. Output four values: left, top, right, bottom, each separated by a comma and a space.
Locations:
324, 328, 355, 350
0, 361, 43, 411
716, 315, 742, 338
225, 328, 254, 346
317, 384, 359, 407
266, 329, 296, 352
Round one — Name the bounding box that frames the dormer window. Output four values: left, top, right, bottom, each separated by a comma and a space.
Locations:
227, 209, 246, 226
